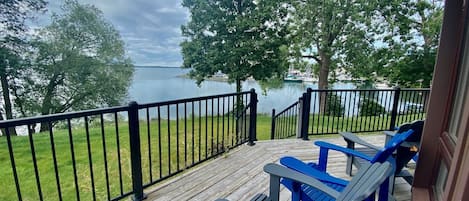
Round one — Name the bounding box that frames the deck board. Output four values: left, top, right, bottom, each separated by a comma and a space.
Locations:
145, 135, 412, 201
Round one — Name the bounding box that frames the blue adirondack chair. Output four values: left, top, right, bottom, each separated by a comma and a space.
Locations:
342, 120, 424, 188
263, 162, 394, 201
279, 129, 414, 201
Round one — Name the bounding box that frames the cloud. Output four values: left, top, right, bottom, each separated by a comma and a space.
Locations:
35, 0, 189, 67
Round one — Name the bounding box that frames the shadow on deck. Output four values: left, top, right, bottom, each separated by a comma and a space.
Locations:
145, 135, 412, 201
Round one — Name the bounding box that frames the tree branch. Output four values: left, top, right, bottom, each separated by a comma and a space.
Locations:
302, 54, 322, 64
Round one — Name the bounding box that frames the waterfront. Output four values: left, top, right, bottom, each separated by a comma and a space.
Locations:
128, 67, 355, 114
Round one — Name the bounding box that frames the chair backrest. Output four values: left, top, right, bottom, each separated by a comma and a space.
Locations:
396, 120, 425, 142
395, 120, 425, 173
370, 129, 414, 163
337, 162, 394, 201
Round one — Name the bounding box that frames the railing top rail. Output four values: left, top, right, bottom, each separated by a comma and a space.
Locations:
400, 88, 431, 91
309, 88, 430, 92
0, 90, 253, 128
0, 106, 129, 128
274, 100, 299, 118
138, 91, 251, 108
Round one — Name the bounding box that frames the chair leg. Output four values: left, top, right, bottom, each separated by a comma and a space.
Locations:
346, 156, 353, 176
345, 140, 355, 176
389, 175, 395, 195
269, 175, 280, 201
378, 178, 390, 201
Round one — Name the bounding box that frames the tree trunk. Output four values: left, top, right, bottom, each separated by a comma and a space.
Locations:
39, 92, 53, 132
0, 69, 17, 135
318, 50, 331, 114
235, 78, 243, 114
39, 74, 59, 132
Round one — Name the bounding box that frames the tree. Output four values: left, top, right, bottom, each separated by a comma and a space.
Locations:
180, 0, 290, 95
18, 0, 133, 131
0, 0, 47, 36
288, 0, 378, 112
383, 1, 443, 88
288, 0, 378, 90
346, 0, 443, 88
0, 0, 46, 135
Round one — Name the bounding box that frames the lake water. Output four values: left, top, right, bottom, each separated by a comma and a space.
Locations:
128, 67, 355, 114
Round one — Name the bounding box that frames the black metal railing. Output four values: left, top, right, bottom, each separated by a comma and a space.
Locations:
271, 88, 430, 139
0, 89, 257, 201
270, 99, 300, 139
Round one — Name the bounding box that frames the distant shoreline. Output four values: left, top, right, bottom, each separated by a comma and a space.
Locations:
177, 74, 230, 82
134, 66, 181, 69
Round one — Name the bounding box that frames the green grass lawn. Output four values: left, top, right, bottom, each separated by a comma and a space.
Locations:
0, 114, 273, 201
0, 113, 422, 201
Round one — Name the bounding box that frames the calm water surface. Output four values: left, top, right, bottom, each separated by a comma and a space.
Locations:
128, 67, 355, 114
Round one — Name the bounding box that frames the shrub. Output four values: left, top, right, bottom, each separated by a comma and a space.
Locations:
325, 93, 345, 117
359, 98, 386, 116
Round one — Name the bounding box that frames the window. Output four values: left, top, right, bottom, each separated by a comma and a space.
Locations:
448, 24, 469, 142
434, 162, 449, 201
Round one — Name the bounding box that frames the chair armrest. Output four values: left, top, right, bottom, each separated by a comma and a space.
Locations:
264, 163, 341, 200
400, 141, 420, 148
315, 141, 374, 161
280, 156, 348, 186
339, 132, 382, 150
383, 131, 396, 137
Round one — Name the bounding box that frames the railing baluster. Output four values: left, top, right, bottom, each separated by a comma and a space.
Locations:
385, 91, 392, 129
216, 98, 220, 152
419, 90, 426, 119
157, 107, 162, 179
100, 114, 111, 200
351, 92, 357, 132
49, 121, 63, 201
5, 128, 21, 201
205, 100, 208, 158
245, 94, 248, 141
316, 93, 321, 135
191, 101, 195, 165
211, 98, 214, 154
28, 124, 44, 201
311, 93, 316, 135
367, 91, 373, 130
341, 91, 346, 132
184, 102, 188, 168
222, 97, 225, 149
336, 91, 341, 133
167, 105, 171, 174
114, 113, 124, 196
289, 108, 293, 136
198, 101, 202, 162
412, 90, 419, 120
375, 91, 381, 130
84, 117, 96, 201
230, 96, 233, 146
146, 108, 152, 182
176, 103, 180, 171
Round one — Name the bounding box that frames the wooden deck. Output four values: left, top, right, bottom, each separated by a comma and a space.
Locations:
145, 135, 413, 201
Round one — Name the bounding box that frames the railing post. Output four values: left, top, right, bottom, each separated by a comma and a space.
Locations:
301, 88, 312, 140
271, 109, 276, 140
296, 97, 303, 138
128, 101, 145, 201
389, 87, 401, 130
248, 88, 257, 146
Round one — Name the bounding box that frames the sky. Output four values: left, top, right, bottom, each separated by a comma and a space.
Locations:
34, 0, 189, 67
